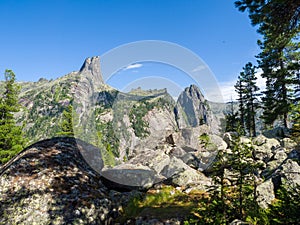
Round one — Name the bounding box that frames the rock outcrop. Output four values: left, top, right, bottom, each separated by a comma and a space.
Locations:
1, 126, 299, 223
0, 137, 116, 225
79, 56, 104, 85
175, 84, 209, 129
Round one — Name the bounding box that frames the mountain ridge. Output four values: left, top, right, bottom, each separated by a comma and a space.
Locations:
1, 56, 220, 163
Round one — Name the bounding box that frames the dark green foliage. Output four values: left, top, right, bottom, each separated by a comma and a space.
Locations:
260, 77, 277, 128
129, 100, 156, 138
235, 0, 300, 37
268, 184, 300, 224
235, 78, 246, 133
98, 136, 116, 167
228, 136, 260, 221
96, 119, 120, 158
57, 104, 74, 137
191, 133, 265, 224
199, 133, 217, 151
258, 39, 297, 128
235, 62, 260, 137
290, 103, 300, 145
235, 0, 300, 128
224, 100, 240, 133
21, 79, 74, 144
0, 70, 26, 164
92, 107, 120, 167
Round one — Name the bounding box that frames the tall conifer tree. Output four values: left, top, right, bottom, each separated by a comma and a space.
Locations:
0, 70, 25, 164
234, 78, 246, 133
235, 62, 260, 137
57, 104, 74, 137
235, 0, 300, 128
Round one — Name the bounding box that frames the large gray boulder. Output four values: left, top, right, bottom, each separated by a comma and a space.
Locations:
265, 148, 288, 172
280, 138, 297, 150
160, 156, 190, 178
256, 179, 275, 209
253, 135, 280, 148
0, 137, 114, 225
172, 125, 226, 151
171, 167, 212, 188
280, 159, 300, 187
127, 149, 170, 174
223, 132, 234, 147
252, 135, 280, 162
101, 164, 164, 191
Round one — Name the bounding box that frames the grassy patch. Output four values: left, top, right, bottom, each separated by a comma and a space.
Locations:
119, 185, 208, 222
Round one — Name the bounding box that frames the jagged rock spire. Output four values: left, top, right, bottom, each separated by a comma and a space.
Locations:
175, 84, 208, 128
79, 56, 104, 84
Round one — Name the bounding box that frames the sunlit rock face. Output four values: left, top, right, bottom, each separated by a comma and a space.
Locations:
175, 84, 208, 129
79, 56, 104, 85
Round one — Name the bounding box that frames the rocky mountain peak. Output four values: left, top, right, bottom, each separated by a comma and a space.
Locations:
175, 84, 209, 128
79, 56, 104, 84
183, 84, 205, 102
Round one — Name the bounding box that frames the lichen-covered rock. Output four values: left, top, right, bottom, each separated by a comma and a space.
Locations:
171, 168, 212, 188
252, 135, 280, 162
223, 132, 238, 147
128, 149, 170, 174
160, 157, 190, 178
280, 159, 300, 187
211, 134, 228, 150
280, 138, 297, 150
101, 163, 164, 191
253, 135, 280, 149
265, 148, 288, 171
0, 137, 114, 225
256, 179, 275, 209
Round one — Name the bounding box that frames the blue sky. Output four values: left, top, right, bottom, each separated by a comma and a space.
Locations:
0, 0, 262, 101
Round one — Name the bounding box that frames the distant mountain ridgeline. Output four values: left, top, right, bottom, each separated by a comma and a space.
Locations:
0, 57, 225, 165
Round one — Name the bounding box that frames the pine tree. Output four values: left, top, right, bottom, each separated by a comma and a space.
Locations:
235, 0, 300, 128
235, 63, 260, 137
258, 37, 297, 128
0, 70, 25, 164
290, 103, 300, 145
229, 134, 259, 221
268, 183, 300, 224
234, 78, 246, 133
57, 104, 74, 137
224, 100, 239, 133
205, 131, 264, 223
261, 76, 277, 128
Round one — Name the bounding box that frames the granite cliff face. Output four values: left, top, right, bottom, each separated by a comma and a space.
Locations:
10, 56, 216, 166
175, 84, 208, 128
79, 56, 104, 85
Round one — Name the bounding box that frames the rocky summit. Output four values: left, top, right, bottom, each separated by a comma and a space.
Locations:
0, 137, 118, 225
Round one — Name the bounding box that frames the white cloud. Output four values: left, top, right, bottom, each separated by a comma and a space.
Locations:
192, 65, 206, 72
123, 63, 143, 71
218, 80, 237, 102
255, 69, 267, 92
218, 70, 266, 103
